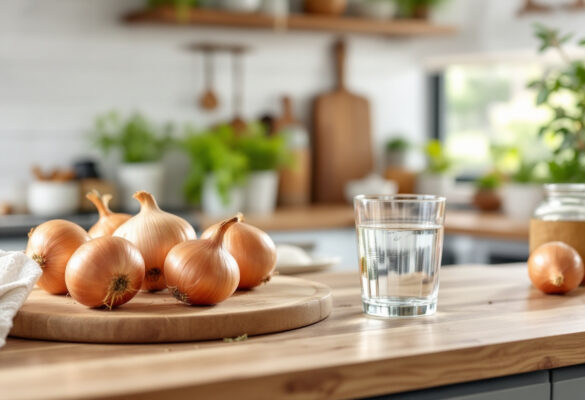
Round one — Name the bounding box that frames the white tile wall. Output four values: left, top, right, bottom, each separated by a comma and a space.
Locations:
8, 0, 581, 209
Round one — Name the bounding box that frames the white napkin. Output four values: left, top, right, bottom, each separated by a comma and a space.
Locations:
0, 250, 42, 348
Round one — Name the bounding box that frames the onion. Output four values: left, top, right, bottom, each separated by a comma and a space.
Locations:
528, 241, 584, 294
86, 191, 131, 238
113, 191, 196, 291
202, 213, 276, 289
65, 236, 145, 308
25, 220, 90, 294
165, 216, 240, 305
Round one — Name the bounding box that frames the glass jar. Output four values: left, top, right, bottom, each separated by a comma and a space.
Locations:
530, 184, 585, 261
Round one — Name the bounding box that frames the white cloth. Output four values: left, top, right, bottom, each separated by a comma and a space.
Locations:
0, 250, 42, 348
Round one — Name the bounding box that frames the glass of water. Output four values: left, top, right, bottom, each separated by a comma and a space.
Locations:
354, 195, 446, 318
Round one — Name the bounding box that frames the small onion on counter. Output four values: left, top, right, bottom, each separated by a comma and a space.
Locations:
26, 220, 90, 294
114, 191, 196, 292
528, 241, 584, 294
165, 216, 240, 305
86, 191, 131, 238
202, 213, 276, 289
65, 236, 145, 308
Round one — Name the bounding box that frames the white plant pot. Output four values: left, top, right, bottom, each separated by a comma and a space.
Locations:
416, 173, 453, 198
501, 183, 544, 220
118, 162, 164, 212
28, 181, 80, 216
244, 171, 279, 215
202, 174, 245, 218
220, 0, 261, 13
349, 0, 396, 19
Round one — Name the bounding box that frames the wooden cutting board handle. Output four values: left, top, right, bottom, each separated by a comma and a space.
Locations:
334, 39, 346, 91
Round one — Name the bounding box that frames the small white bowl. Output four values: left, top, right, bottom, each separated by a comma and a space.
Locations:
27, 181, 80, 216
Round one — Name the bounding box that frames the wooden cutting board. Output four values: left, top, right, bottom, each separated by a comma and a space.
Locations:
313, 39, 373, 203
10, 276, 332, 344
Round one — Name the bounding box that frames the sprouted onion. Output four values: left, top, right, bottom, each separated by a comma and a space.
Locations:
65, 236, 145, 308
165, 216, 240, 305
86, 191, 131, 238
26, 219, 90, 294
114, 191, 196, 291
202, 213, 276, 289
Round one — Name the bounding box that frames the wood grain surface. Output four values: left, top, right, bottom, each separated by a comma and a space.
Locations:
198, 206, 530, 241
312, 39, 373, 203
10, 276, 332, 343
4, 264, 585, 400
124, 7, 457, 37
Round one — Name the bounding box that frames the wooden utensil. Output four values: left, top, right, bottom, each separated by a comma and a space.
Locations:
312, 39, 373, 203
198, 48, 219, 110
231, 47, 246, 133
11, 276, 332, 344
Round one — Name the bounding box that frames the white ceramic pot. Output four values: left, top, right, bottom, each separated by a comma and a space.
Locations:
202, 174, 245, 218
260, 0, 289, 16
416, 173, 453, 198
27, 181, 80, 216
220, 0, 261, 13
501, 183, 544, 220
349, 0, 396, 19
344, 174, 397, 204
118, 162, 164, 212
244, 170, 279, 215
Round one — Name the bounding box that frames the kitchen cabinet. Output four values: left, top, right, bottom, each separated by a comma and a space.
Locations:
551, 364, 585, 400
380, 371, 550, 400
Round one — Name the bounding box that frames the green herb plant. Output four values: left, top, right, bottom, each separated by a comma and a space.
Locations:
182, 124, 248, 206
386, 137, 410, 152
395, 0, 447, 18
475, 172, 502, 191
424, 139, 452, 174
182, 123, 290, 206
93, 111, 171, 163
529, 24, 585, 183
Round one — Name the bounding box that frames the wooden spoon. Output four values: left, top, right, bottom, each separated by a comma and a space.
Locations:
198, 49, 218, 111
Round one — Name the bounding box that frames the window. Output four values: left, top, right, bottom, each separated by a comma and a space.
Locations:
435, 62, 552, 178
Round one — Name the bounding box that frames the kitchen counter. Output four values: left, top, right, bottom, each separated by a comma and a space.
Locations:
3, 264, 585, 399
199, 205, 530, 240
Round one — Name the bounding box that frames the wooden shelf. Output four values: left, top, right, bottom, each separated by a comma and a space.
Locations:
124, 7, 457, 37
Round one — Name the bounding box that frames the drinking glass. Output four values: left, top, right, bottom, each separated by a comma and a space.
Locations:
354, 195, 446, 317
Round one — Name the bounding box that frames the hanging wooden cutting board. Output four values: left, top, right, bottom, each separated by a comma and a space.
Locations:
9, 276, 332, 344
313, 39, 373, 203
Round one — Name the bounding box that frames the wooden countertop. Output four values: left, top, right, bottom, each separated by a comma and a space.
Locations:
3, 264, 585, 399
198, 206, 530, 240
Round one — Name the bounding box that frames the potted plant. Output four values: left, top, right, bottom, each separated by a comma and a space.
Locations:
529, 24, 585, 184
396, 0, 447, 19
385, 137, 410, 169
472, 172, 502, 212
416, 139, 454, 197
237, 123, 290, 215
182, 124, 248, 217
500, 161, 545, 220
93, 112, 170, 211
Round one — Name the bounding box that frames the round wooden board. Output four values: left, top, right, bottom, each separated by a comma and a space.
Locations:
10, 276, 332, 344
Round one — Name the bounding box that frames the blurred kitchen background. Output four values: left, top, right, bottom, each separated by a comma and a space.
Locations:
2, 0, 584, 270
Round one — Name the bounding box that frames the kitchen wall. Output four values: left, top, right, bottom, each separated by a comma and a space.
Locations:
1, 0, 582, 209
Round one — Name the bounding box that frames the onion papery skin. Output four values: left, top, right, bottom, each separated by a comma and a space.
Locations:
113, 191, 196, 292
87, 192, 131, 238
528, 241, 584, 294
26, 219, 90, 294
65, 236, 145, 308
202, 216, 276, 289
165, 217, 239, 305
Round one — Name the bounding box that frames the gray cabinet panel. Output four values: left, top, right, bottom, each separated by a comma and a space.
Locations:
371, 371, 550, 400
552, 365, 585, 400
